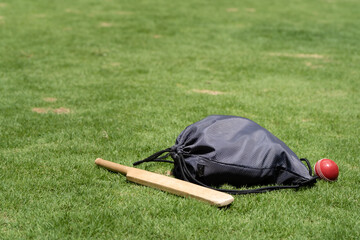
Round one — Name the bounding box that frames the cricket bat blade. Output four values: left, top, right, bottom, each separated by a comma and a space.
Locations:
95, 158, 234, 207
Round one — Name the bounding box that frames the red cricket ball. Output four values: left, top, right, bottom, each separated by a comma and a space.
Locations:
314, 159, 339, 181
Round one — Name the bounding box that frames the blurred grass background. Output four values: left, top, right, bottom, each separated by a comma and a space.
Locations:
0, 0, 359, 239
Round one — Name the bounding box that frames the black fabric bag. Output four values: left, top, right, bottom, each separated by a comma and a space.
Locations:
134, 115, 317, 194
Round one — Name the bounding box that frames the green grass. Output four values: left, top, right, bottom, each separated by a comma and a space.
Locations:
1, 0, 359, 239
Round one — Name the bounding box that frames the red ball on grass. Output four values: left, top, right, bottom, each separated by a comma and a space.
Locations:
314, 158, 339, 181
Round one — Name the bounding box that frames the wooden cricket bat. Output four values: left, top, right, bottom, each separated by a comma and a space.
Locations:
95, 158, 234, 207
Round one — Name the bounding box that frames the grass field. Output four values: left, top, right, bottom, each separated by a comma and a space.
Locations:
1, 0, 359, 239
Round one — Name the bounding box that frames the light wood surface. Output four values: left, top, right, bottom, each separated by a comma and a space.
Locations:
95, 158, 234, 207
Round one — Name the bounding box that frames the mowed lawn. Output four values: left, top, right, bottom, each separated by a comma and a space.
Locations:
1, 0, 359, 239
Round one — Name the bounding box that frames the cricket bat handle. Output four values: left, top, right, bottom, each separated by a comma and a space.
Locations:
95, 158, 129, 175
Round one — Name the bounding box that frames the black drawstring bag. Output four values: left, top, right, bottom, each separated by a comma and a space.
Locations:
134, 115, 317, 194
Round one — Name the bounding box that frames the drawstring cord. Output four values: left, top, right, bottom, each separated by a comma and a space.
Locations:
300, 158, 314, 176
133, 148, 174, 166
